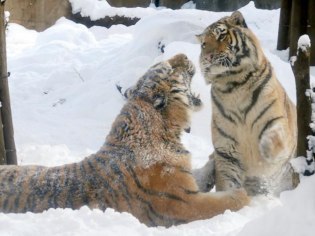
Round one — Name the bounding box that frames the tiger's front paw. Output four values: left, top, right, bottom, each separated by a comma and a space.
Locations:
229, 188, 250, 210
192, 158, 215, 192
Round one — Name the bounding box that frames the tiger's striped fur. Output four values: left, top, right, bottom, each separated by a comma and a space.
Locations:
197, 12, 298, 196
0, 54, 249, 227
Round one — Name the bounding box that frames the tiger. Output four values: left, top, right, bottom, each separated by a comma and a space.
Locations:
0, 54, 249, 227
196, 11, 299, 196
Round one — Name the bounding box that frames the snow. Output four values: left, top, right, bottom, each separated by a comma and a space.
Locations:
181, 1, 196, 9
291, 156, 310, 174
304, 82, 315, 175
69, 0, 156, 20
298, 34, 311, 52
4, 10, 10, 19
1, 1, 315, 235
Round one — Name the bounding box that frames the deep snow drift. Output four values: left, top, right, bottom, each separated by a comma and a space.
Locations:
1, 2, 315, 236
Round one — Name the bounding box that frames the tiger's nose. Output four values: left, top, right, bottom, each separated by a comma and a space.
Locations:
205, 54, 213, 62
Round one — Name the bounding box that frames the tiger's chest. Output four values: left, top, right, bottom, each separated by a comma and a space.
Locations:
210, 76, 280, 172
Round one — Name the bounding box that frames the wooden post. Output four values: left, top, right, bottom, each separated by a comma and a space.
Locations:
291, 35, 311, 159
0, 0, 7, 165
0, 0, 17, 165
277, 0, 292, 50
308, 0, 315, 65
289, 0, 308, 58
0, 111, 6, 165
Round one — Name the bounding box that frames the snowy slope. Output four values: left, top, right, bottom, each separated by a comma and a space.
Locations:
1, 2, 315, 236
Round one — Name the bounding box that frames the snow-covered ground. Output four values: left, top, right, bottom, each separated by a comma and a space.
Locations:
1, 1, 315, 235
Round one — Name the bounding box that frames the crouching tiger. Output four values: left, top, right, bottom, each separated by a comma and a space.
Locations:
197, 11, 299, 196
0, 54, 249, 227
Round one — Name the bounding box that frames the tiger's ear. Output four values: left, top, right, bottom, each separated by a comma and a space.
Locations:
153, 94, 167, 110
230, 11, 248, 28
123, 86, 137, 99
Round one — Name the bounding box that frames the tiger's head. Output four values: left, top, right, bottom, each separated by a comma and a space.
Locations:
197, 11, 263, 84
123, 54, 202, 112
123, 54, 202, 133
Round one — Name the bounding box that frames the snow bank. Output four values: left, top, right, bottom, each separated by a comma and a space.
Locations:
239, 175, 315, 236
2, 2, 315, 236
69, 0, 156, 20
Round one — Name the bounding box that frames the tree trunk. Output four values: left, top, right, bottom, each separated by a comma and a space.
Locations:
277, 0, 292, 50
0, 1, 17, 165
307, 0, 315, 65
0, 109, 6, 165
291, 38, 311, 158
289, 0, 308, 58
0, 2, 7, 165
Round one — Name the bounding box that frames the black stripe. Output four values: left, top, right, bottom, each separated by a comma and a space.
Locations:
13, 196, 20, 212
109, 160, 133, 210
215, 68, 243, 78
183, 189, 199, 194
2, 198, 9, 212
23, 168, 37, 212
258, 116, 284, 140
233, 29, 240, 53
13, 167, 29, 211
171, 89, 183, 94
251, 99, 277, 129
65, 164, 81, 209
134, 194, 158, 227
161, 163, 192, 175
78, 162, 89, 206
246, 36, 259, 60
249, 62, 268, 89
215, 149, 243, 170
241, 34, 250, 58
223, 173, 242, 188
211, 91, 236, 124
134, 194, 187, 227
214, 121, 238, 144
88, 158, 119, 209
231, 110, 243, 123
125, 163, 186, 203
28, 167, 47, 211
242, 63, 272, 119
85, 159, 108, 210
48, 167, 62, 208
219, 71, 254, 93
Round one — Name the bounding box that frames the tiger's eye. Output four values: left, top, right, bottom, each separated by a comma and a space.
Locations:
202, 42, 206, 49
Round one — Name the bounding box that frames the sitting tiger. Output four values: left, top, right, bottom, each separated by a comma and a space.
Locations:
196, 11, 298, 196
0, 54, 249, 227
